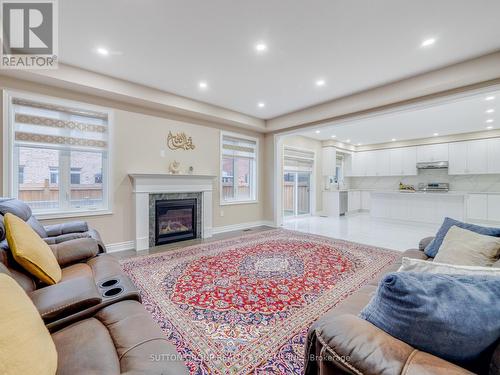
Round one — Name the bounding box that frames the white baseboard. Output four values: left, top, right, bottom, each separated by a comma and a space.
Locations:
105, 240, 135, 253
212, 220, 275, 235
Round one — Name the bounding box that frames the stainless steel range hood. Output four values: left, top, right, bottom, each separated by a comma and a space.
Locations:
416, 161, 449, 169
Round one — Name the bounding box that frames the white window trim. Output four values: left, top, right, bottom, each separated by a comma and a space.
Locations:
2, 89, 114, 219
219, 130, 259, 206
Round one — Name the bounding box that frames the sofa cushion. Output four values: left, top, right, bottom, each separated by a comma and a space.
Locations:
0, 273, 58, 375
433, 226, 500, 266
27, 216, 48, 238
52, 300, 188, 375
5, 213, 62, 285
0, 198, 32, 221
424, 217, 500, 257
360, 272, 500, 364
399, 257, 500, 276
52, 317, 121, 375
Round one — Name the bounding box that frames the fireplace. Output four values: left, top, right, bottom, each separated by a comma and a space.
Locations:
155, 198, 197, 245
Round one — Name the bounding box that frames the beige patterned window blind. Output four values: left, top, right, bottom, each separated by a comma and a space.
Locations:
12, 98, 108, 150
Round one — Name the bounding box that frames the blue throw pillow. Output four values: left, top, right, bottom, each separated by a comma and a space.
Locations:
360, 272, 500, 364
425, 217, 500, 257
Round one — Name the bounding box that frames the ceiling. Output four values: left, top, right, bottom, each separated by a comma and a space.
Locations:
60, 1, 500, 119
297, 89, 500, 145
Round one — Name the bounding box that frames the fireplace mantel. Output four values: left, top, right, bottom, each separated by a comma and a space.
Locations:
129, 173, 215, 251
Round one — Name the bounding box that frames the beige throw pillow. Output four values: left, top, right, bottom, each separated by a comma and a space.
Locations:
434, 225, 500, 266
398, 257, 500, 276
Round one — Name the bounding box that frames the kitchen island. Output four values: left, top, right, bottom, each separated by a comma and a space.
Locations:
370, 191, 465, 224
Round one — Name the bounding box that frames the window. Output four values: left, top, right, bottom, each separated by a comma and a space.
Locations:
49, 167, 59, 184
220, 132, 258, 204
70, 167, 81, 184
18, 166, 24, 184
7, 92, 111, 215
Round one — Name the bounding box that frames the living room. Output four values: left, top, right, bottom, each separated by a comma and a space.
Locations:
0, 1, 499, 375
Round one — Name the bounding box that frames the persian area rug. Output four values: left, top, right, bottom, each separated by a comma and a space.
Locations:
120, 229, 400, 374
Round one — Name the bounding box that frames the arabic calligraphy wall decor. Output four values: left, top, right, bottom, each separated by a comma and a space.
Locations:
167, 131, 196, 150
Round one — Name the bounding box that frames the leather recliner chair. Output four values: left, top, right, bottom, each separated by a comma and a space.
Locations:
0, 215, 139, 330
0, 197, 106, 252
0, 263, 188, 374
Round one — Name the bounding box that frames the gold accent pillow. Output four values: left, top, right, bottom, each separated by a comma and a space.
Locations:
0, 273, 58, 375
4, 213, 62, 285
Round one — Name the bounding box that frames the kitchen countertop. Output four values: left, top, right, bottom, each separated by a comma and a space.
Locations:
324, 189, 500, 195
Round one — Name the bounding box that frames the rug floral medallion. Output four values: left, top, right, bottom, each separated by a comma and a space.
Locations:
120, 229, 400, 374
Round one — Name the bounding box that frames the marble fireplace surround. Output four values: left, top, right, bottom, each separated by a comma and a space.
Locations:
129, 174, 215, 251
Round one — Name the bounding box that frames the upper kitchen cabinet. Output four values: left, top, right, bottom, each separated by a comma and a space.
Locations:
416, 143, 449, 162
389, 147, 417, 176
449, 139, 489, 175
348, 151, 367, 177
321, 146, 336, 176
487, 138, 500, 174
374, 149, 391, 176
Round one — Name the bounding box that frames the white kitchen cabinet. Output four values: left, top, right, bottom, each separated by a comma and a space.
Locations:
361, 191, 371, 210
416, 144, 449, 162
351, 152, 367, 176
448, 142, 468, 174
348, 190, 361, 212
389, 147, 417, 176
467, 140, 488, 174
322, 191, 340, 217
322, 146, 336, 176
487, 138, 500, 174
488, 194, 500, 222
375, 150, 391, 176
467, 194, 488, 221
449, 140, 488, 175
365, 151, 377, 176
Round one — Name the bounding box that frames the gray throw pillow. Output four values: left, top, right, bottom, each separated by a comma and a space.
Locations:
398, 257, 500, 276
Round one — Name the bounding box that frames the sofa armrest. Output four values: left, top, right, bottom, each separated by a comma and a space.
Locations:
307, 314, 472, 375
44, 221, 88, 236
49, 238, 99, 266
418, 236, 434, 251
29, 276, 102, 323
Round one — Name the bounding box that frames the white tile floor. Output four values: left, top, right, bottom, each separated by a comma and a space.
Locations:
283, 212, 440, 251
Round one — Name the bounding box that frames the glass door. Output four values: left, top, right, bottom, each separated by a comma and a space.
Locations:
283, 171, 311, 217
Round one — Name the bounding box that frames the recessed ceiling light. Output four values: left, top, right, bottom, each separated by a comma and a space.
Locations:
315, 79, 326, 87
421, 38, 436, 47
486, 119, 494, 123
391, 138, 397, 142
198, 81, 208, 89
357, 143, 362, 146
257, 102, 265, 108
331, 135, 336, 138
485, 96, 495, 101
255, 43, 267, 52
315, 130, 320, 134
486, 126, 494, 130
486, 109, 495, 114
96, 47, 109, 56
345, 139, 351, 143
433, 133, 439, 136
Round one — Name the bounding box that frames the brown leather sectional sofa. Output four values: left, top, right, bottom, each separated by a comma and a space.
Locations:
305, 237, 500, 375
0, 201, 188, 374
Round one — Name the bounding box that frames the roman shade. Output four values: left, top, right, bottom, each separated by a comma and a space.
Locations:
11, 97, 109, 151
284, 147, 314, 170
221, 134, 257, 159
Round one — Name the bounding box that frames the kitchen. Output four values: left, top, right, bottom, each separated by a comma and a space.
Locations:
282, 87, 500, 247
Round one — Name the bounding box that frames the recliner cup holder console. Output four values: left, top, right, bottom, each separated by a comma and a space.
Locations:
99, 278, 119, 288
103, 287, 124, 298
